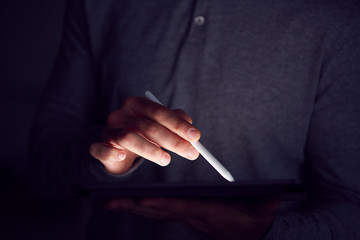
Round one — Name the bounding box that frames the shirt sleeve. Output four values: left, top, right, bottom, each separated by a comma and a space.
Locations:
29, 0, 138, 195
263, 25, 360, 240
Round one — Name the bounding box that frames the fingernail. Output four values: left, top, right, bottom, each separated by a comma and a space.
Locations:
187, 128, 200, 141
160, 153, 170, 166
118, 152, 126, 161
187, 146, 198, 160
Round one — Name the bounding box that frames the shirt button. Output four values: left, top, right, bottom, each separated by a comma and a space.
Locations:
194, 16, 205, 26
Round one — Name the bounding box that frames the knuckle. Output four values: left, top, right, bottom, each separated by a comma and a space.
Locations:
117, 130, 148, 157
134, 140, 147, 156
173, 139, 189, 151
125, 116, 138, 129
150, 107, 166, 121
149, 146, 162, 159
172, 119, 186, 132
174, 108, 193, 124
142, 120, 158, 136
117, 130, 133, 147
123, 96, 138, 109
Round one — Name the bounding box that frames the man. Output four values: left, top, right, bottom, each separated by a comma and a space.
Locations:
31, 0, 360, 239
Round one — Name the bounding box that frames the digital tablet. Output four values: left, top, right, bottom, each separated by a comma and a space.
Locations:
74, 179, 306, 201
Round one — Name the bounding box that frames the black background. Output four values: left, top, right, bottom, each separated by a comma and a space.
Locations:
0, 1, 82, 239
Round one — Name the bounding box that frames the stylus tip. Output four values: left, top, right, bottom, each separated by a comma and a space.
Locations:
223, 172, 235, 182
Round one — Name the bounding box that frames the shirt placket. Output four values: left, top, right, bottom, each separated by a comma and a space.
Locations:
187, 0, 208, 45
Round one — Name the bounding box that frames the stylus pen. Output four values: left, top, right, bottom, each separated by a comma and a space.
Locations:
145, 91, 235, 182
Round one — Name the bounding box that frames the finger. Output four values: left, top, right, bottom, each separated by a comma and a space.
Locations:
89, 142, 126, 162
123, 97, 201, 142
107, 129, 171, 166
126, 117, 199, 160
89, 142, 138, 174
173, 108, 193, 124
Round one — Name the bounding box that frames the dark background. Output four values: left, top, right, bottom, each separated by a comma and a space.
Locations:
1, 0, 359, 239
0, 0, 84, 239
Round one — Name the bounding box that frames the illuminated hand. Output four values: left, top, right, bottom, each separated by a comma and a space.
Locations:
89, 96, 201, 174
106, 197, 280, 240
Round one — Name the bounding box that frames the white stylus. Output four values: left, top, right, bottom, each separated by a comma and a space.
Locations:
145, 91, 235, 182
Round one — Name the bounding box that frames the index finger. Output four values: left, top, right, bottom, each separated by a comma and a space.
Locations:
123, 97, 201, 142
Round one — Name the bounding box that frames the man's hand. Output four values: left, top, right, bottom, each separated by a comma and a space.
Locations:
89, 96, 201, 174
105, 197, 280, 240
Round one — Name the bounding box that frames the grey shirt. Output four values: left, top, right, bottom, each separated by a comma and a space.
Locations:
30, 0, 360, 239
